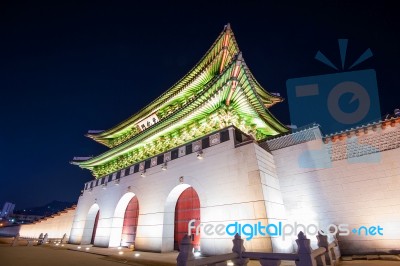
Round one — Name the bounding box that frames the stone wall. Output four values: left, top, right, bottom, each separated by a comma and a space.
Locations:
18, 208, 76, 239
69, 127, 288, 255
0, 225, 20, 237
270, 122, 400, 255
13, 123, 400, 255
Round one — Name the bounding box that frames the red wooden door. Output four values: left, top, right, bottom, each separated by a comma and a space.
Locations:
121, 196, 139, 247
91, 210, 100, 244
174, 187, 200, 251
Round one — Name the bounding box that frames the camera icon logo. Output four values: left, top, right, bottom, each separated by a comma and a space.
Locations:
286, 39, 381, 168
287, 69, 380, 134
287, 39, 381, 134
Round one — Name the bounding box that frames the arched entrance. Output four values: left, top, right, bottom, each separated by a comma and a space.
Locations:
174, 187, 200, 251
108, 192, 140, 247
91, 210, 100, 244
81, 203, 100, 245
121, 196, 139, 247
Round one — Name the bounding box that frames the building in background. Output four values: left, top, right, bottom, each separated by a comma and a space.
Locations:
0, 202, 15, 219
10, 201, 75, 224
0, 202, 16, 227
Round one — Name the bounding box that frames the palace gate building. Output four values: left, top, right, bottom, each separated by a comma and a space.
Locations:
8, 24, 400, 256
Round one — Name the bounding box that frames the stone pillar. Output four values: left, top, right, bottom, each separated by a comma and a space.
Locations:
332, 232, 341, 261
38, 233, 44, 245
295, 232, 316, 266
176, 234, 194, 266
317, 231, 332, 265
42, 233, 48, 244
232, 234, 249, 266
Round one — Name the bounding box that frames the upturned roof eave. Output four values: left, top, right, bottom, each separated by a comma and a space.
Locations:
77, 58, 287, 169
88, 24, 238, 143
245, 65, 285, 107
241, 64, 288, 134
76, 58, 238, 168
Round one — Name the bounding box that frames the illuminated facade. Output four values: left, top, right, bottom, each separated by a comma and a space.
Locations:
68, 25, 400, 255
6, 24, 399, 256
72, 24, 286, 178
69, 24, 290, 254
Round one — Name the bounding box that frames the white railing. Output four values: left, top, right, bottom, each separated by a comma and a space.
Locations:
177, 231, 340, 266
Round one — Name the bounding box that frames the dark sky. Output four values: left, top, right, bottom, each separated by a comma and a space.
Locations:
1, 1, 399, 209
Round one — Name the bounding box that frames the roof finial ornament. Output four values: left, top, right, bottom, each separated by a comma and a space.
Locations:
225, 23, 231, 31
236, 52, 243, 63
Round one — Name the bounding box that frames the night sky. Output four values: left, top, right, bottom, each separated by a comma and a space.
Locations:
1, 1, 399, 209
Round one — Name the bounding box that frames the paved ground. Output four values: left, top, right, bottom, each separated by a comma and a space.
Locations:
0, 245, 129, 266
1, 237, 400, 266
0, 241, 177, 266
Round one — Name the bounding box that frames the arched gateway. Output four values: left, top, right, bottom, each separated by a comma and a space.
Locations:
109, 192, 139, 247
81, 203, 100, 245
174, 187, 200, 251
91, 210, 100, 244
121, 196, 139, 247
71, 24, 288, 254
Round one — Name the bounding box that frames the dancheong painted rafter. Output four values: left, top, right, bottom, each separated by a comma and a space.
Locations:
72, 24, 288, 178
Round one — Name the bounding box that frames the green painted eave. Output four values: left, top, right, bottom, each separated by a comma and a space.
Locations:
88, 24, 239, 146
75, 60, 238, 169
74, 57, 288, 173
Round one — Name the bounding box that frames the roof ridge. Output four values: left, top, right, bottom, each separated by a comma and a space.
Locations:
73, 58, 239, 169
323, 116, 400, 139
87, 24, 239, 145
239, 58, 288, 133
